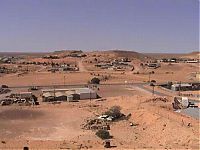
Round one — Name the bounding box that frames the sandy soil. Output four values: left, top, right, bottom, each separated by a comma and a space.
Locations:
0, 94, 199, 149
0, 72, 92, 87
1, 63, 199, 87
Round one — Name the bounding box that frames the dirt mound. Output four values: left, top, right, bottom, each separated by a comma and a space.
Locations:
181, 51, 200, 59
101, 50, 149, 60
144, 97, 169, 103
0, 109, 44, 120
111, 50, 146, 58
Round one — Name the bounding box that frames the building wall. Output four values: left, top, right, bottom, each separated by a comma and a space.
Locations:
171, 85, 192, 91
72, 94, 80, 100
56, 96, 67, 101
42, 96, 54, 102
79, 93, 97, 100
67, 96, 74, 102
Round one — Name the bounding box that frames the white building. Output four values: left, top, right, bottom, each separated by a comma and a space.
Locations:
75, 88, 97, 100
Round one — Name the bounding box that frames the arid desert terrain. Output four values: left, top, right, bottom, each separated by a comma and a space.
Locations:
0, 50, 199, 149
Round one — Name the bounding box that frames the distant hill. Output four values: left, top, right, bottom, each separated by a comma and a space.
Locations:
1, 50, 198, 60
181, 51, 200, 59
88, 50, 151, 61
110, 50, 146, 58
144, 51, 200, 59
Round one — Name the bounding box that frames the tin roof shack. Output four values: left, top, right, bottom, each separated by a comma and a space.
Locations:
48, 68, 59, 73
55, 92, 68, 101
42, 88, 97, 102
68, 51, 87, 58
171, 83, 192, 91
62, 66, 79, 71
146, 63, 161, 69
186, 59, 199, 63
120, 57, 131, 62
95, 63, 112, 69
43, 55, 59, 59
42, 92, 55, 102
42, 90, 74, 102
10, 92, 33, 99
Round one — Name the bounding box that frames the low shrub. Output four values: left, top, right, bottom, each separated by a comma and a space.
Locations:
96, 129, 111, 139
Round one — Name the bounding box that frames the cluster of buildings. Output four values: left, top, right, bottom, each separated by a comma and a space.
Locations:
67, 52, 87, 58
172, 83, 200, 91
161, 82, 200, 91
42, 88, 97, 102
48, 64, 79, 72
0, 66, 17, 74
43, 55, 59, 59
157, 58, 199, 63
20, 61, 50, 66
0, 92, 39, 106
0, 56, 19, 64
95, 58, 132, 71
0, 87, 98, 106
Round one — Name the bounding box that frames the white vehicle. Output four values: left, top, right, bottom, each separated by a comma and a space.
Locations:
98, 115, 109, 120
98, 115, 114, 121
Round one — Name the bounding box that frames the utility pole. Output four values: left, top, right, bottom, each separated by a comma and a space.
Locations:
148, 72, 151, 82
178, 81, 181, 96
64, 75, 66, 86
53, 82, 56, 101
152, 85, 155, 96
150, 83, 155, 96
89, 84, 92, 107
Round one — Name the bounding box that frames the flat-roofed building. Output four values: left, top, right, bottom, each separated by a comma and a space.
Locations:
75, 88, 97, 100
171, 83, 192, 91
42, 88, 97, 102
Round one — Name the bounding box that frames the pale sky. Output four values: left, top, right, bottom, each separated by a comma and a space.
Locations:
0, 0, 198, 53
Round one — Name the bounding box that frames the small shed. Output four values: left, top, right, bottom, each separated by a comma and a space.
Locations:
75, 88, 97, 100
42, 92, 55, 102
171, 83, 192, 91
55, 92, 67, 101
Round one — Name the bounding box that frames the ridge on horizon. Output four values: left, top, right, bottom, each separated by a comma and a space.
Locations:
0, 49, 199, 54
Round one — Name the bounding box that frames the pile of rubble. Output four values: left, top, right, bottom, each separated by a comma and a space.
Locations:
82, 118, 110, 131
145, 97, 168, 103
0, 93, 39, 106
0, 98, 38, 106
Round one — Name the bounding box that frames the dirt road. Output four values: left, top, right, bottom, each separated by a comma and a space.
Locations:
78, 59, 87, 72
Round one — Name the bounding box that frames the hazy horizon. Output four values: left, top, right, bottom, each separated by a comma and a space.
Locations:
0, 0, 198, 53
0, 49, 199, 55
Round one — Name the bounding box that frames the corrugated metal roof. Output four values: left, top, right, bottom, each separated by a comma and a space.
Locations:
172, 83, 192, 87
42, 89, 76, 93
75, 88, 95, 94
43, 92, 54, 98
55, 92, 66, 97
42, 88, 95, 96
65, 91, 75, 95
